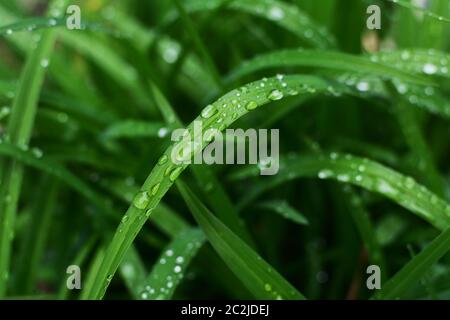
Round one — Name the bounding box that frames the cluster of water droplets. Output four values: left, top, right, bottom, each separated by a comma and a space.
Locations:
139, 238, 203, 300
370, 49, 449, 77
252, 1, 335, 48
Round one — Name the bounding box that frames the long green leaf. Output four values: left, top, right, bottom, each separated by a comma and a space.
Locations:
167, 0, 336, 48
373, 227, 450, 299
0, 0, 69, 297
232, 153, 450, 231
139, 227, 205, 300
177, 181, 304, 299
227, 49, 433, 85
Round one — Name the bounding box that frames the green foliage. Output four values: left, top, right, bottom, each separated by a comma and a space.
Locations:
0, 0, 449, 300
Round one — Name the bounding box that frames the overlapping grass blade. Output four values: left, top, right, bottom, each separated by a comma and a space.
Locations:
384, 0, 450, 23
177, 181, 304, 299
232, 152, 450, 231
148, 81, 253, 244
258, 200, 309, 226
167, 0, 336, 48
103, 120, 169, 139
120, 246, 148, 299
227, 49, 433, 85
373, 227, 450, 299
139, 227, 205, 300
370, 49, 450, 78
0, 0, 69, 297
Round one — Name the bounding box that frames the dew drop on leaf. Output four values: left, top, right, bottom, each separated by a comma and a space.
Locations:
201, 104, 217, 119
245, 101, 258, 111
133, 191, 150, 209
268, 89, 284, 101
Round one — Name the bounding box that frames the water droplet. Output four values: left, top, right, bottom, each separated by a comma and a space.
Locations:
423, 63, 437, 75
376, 180, 398, 195
169, 167, 183, 182
268, 89, 284, 101
158, 155, 168, 165
151, 183, 160, 195
268, 6, 285, 21
121, 215, 129, 223
6, 29, 12, 35
201, 104, 217, 119
318, 169, 334, 179
133, 191, 150, 209
337, 174, 350, 182
176, 256, 184, 264
158, 127, 168, 138
245, 101, 258, 111
401, 51, 410, 60
40, 59, 49, 68
174, 265, 182, 273
264, 283, 272, 292
31, 147, 43, 158
356, 81, 370, 92
404, 177, 415, 189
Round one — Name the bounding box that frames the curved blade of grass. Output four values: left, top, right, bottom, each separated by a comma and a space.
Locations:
227, 49, 432, 85
167, 0, 336, 48
80, 246, 105, 300
119, 246, 148, 299
232, 152, 450, 231
394, 99, 444, 196
333, 72, 450, 119
384, 0, 450, 23
373, 227, 450, 299
0, 0, 69, 297
0, 17, 117, 37
139, 227, 205, 300
148, 81, 254, 244
345, 188, 386, 272
177, 181, 305, 299
85, 74, 334, 299
258, 200, 309, 226
101, 177, 189, 238
103, 120, 169, 139
370, 49, 450, 78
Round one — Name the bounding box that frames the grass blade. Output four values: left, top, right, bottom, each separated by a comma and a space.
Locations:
0, 0, 69, 297
168, 0, 336, 48
139, 228, 205, 300
227, 49, 433, 85
103, 120, 169, 139
233, 152, 450, 231
177, 181, 305, 299
258, 200, 309, 226
384, 0, 450, 23
85, 75, 333, 299
373, 227, 450, 299
119, 246, 148, 299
